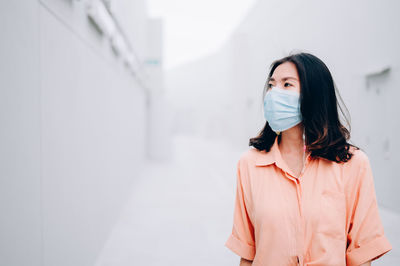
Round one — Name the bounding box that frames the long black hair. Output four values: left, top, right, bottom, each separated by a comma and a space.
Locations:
249, 52, 359, 163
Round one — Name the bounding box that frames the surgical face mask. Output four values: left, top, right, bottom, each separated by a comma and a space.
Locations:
263, 86, 302, 133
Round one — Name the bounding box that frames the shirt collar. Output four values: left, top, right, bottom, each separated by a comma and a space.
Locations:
254, 135, 313, 178
255, 135, 281, 167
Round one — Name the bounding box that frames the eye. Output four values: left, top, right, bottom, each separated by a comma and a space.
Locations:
284, 82, 292, 87
267, 83, 273, 88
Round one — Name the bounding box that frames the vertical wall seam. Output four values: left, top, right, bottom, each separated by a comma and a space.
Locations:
36, 1, 44, 265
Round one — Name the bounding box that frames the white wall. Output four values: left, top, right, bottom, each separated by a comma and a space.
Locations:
145, 18, 172, 160
0, 2, 42, 265
0, 0, 152, 265
166, 0, 400, 212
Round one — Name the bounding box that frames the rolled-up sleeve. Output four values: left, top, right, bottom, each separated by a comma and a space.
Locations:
345, 153, 392, 266
225, 160, 256, 261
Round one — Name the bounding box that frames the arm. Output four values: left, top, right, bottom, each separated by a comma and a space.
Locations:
240, 257, 253, 266
344, 152, 391, 266
225, 160, 256, 262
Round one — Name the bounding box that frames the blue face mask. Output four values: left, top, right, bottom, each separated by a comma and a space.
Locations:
263, 86, 302, 133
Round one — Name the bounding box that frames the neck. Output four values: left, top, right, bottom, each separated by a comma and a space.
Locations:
278, 123, 305, 155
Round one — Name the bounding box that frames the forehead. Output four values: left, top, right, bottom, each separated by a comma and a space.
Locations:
270, 62, 299, 81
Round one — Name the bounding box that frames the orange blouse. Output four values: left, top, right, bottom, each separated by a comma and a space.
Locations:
225, 135, 392, 265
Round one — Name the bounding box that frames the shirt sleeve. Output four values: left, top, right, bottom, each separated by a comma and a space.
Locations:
225, 159, 256, 261
345, 153, 392, 266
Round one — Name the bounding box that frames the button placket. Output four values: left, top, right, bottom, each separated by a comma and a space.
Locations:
296, 156, 310, 266
281, 155, 310, 266
296, 178, 304, 266
295, 178, 302, 216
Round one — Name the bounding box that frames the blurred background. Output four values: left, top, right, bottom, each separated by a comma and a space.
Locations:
1, 0, 399, 265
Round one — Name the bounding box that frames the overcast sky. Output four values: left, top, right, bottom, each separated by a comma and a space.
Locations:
147, 0, 257, 70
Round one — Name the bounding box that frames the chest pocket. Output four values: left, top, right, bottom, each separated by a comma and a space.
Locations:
317, 189, 347, 241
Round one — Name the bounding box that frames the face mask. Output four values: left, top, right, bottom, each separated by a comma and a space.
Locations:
263, 86, 302, 133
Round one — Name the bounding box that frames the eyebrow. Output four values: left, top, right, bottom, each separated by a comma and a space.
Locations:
269, 77, 298, 82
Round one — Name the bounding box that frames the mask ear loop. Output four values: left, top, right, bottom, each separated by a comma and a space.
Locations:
301, 127, 307, 175
303, 129, 305, 164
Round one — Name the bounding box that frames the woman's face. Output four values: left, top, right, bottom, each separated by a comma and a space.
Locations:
267, 62, 300, 94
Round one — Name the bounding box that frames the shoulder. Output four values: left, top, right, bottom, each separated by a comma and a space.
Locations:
344, 146, 370, 169
343, 146, 373, 187
237, 147, 268, 167
235, 148, 267, 189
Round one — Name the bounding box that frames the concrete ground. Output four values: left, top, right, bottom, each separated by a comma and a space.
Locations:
95, 136, 399, 266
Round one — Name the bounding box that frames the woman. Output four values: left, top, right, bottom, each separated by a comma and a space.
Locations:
225, 52, 392, 266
